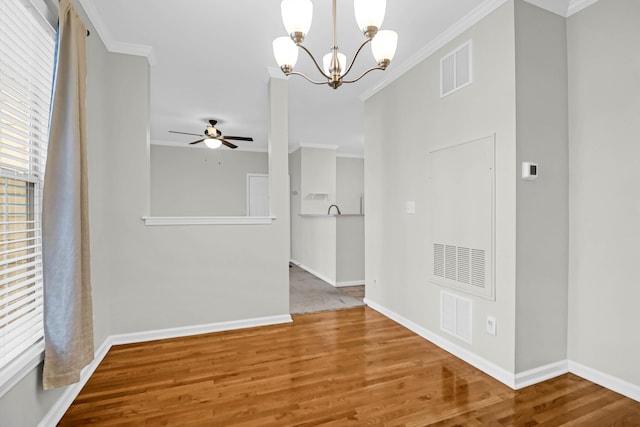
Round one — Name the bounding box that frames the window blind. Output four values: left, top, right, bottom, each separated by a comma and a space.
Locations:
0, 0, 55, 378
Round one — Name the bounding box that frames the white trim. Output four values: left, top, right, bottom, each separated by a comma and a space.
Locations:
364, 298, 516, 388
142, 216, 275, 226
363, 298, 640, 399
567, 0, 600, 16
523, 0, 569, 16
335, 280, 364, 287
514, 360, 569, 389
38, 314, 293, 426
290, 259, 337, 287
569, 360, 640, 403
79, 0, 157, 66
336, 153, 365, 159
108, 315, 293, 346
0, 341, 44, 399
38, 338, 112, 427
360, 0, 509, 101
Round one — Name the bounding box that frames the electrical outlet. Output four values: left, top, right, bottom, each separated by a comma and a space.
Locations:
486, 316, 497, 336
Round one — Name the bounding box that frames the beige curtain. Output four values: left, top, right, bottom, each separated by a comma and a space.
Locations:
42, 0, 94, 390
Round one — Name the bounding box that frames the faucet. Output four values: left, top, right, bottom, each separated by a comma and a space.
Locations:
328, 204, 341, 215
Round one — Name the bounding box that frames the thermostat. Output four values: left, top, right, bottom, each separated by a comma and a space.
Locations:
522, 162, 538, 180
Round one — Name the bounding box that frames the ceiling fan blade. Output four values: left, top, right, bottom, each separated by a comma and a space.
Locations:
170, 130, 205, 137
222, 136, 253, 141
189, 139, 206, 145
220, 139, 238, 149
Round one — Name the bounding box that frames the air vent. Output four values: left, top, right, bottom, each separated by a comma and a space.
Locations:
440, 291, 472, 344
441, 40, 472, 97
457, 247, 470, 284
471, 249, 485, 288
434, 243, 485, 289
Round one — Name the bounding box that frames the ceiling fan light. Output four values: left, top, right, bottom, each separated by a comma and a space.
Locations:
322, 51, 347, 76
273, 36, 299, 69
281, 0, 313, 38
371, 29, 398, 64
354, 0, 386, 36
204, 138, 222, 149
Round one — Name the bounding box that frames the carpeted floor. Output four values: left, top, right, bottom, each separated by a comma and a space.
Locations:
290, 264, 365, 314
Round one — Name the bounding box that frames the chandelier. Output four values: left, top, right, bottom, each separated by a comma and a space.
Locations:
273, 0, 398, 89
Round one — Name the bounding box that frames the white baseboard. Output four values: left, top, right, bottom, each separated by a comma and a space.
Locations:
38, 338, 113, 427
514, 360, 569, 389
335, 280, 365, 288
364, 298, 516, 388
569, 360, 640, 403
290, 259, 337, 287
39, 314, 293, 427
364, 298, 640, 401
109, 314, 293, 346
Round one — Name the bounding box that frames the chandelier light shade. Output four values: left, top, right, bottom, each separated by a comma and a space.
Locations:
371, 30, 398, 65
281, 0, 313, 41
273, 36, 299, 72
354, 0, 386, 37
273, 0, 398, 89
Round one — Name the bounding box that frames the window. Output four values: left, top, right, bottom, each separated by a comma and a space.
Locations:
0, 0, 55, 392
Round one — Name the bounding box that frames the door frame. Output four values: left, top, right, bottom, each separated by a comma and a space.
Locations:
246, 173, 269, 216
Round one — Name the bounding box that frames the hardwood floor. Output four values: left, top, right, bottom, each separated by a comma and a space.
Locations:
59, 307, 640, 426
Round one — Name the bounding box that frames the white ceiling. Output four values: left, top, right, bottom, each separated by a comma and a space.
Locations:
79, 0, 583, 156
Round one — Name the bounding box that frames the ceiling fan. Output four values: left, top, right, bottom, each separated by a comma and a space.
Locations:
169, 120, 253, 149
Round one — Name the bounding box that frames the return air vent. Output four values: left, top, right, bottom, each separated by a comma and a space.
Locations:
441, 40, 472, 97
441, 291, 472, 344
429, 135, 495, 300
434, 243, 485, 289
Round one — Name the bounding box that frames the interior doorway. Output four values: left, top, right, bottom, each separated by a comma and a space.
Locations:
247, 173, 269, 216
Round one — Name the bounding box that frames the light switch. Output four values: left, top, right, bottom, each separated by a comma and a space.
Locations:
406, 201, 416, 214
486, 316, 497, 336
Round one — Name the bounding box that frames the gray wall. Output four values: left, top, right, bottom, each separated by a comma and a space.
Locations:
150, 145, 268, 216
567, 0, 640, 385
100, 56, 290, 336
336, 157, 364, 214
0, 5, 291, 425
289, 148, 337, 281
514, 1, 569, 372
364, 1, 518, 372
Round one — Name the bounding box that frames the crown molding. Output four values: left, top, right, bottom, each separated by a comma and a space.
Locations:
567, 0, 600, 16
360, 0, 509, 101
523, 0, 569, 16
79, 0, 157, 66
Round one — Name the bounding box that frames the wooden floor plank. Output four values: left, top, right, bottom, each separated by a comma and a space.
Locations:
59, 307, 640, 426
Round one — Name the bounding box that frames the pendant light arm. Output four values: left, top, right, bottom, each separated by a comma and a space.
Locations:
342, 65, 386, 84
287, 71, 330, 85
298, 44, 332, 80
340, 38, 372, 80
